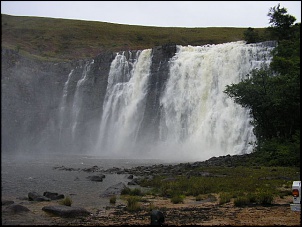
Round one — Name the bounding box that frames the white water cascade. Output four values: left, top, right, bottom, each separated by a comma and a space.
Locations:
58, 69, 74, 143
95, 49, 152, 157
95, 41, 274, 161
157, 41, 273, 161
71, 60, 94, 140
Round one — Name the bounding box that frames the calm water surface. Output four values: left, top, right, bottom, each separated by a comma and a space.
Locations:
1, 153, 173, 208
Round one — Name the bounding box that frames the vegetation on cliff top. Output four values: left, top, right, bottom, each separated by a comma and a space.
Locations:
1, 14, 269, 61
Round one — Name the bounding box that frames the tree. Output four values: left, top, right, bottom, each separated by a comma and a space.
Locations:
223, 4, 300, 166
244, 27, 260, 44
267, 3, 297, 40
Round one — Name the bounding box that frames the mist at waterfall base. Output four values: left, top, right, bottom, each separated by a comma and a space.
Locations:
5, 41, 274, 163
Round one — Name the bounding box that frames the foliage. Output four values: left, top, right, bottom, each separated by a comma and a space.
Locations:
267, 3, 297, 40
244, 27, 260, 43
224, 4, 300, 167
233, 196, 250, 207
59, 196, 73, 206
121, 187, 144, 196
219, 192, 232, 205
125, 196, 141, 212
170, 194, 185, 204
109, 195, 117, 204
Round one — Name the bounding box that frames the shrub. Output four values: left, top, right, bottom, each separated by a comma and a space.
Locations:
59, 196, 72, 206
219, 192, 232, 205
256, 191, 274, 205
195, 194, 205, 201
131, 188, 143, 196
247, 193, 257, 203
234, 196, 250, 207
171, 194, 185, 204
121, 187, 143, 196
121, 187, 131, 195
109, 195, 116, 204
126, 196, 141, 212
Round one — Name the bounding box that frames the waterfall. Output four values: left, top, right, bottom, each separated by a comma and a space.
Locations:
95, 49, 152, 157
156, 41, 273, 161
58, 69, 74, 143
94, 41, 274, 161
71, 60, 94, 140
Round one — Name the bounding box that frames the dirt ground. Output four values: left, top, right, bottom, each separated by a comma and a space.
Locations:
2, 195, 301, 226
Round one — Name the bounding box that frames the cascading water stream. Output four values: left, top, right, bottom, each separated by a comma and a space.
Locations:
58, 69, 74, 143
95, 49, 152, 157
71, 60, 94, 140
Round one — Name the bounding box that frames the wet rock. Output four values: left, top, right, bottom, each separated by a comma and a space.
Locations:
42, 205, 91, 218
100, 182, 127, 197
86, 174, 106, 182
43, 191, 65, 200
82, 165, 101, 172
4, 204, 30, 213
28, 191, 51, 201
2, 200, 14, 206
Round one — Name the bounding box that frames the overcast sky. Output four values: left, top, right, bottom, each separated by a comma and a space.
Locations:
1, 1, 301, 28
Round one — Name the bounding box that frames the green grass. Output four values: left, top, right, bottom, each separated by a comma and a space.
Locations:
139, 166, 299, 206
125, 196, 141, 212
2, 14, 269, 62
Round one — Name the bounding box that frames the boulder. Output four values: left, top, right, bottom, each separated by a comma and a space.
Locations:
43, 191, 65, 200
28, 191, 51, 201
86, 174, 105, 182
2, 200, 14, 206
42, 205, 91, 218
4, 204, 30, 213
100, 182, 127, 197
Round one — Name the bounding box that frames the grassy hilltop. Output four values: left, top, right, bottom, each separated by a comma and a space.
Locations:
2, 14, 268, 62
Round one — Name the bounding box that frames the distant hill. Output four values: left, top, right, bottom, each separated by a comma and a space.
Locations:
1, 14, 268, 62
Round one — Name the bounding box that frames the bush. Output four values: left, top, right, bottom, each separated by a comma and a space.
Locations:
171, 194, 185, 204
234, 196, 250, 207
121, 187, 143, 196
219, 192, 232, 205
126, 196, 141, 212
244, 27, 260, 43
256, 191, 274, 205
59, 196, 72, 206
121, 187, 131, 195
109, 195, 116, 204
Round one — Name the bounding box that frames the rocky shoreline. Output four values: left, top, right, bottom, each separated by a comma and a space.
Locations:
2, 154, 301, 226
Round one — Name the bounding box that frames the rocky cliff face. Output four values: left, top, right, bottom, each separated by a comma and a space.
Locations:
1, 45, 177, 155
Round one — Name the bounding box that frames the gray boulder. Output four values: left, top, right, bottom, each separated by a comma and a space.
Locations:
86, 174, 105, 182
100, 182, 127, 197
42, 205, 91, 218
4, 204, 30, 213
43, 191, 65, 200
28, 191, 51, 201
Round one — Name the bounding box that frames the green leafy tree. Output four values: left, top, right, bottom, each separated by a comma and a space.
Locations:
244, 27, 260, 43
267, 3, 297, 40
224, 4, 300, 166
